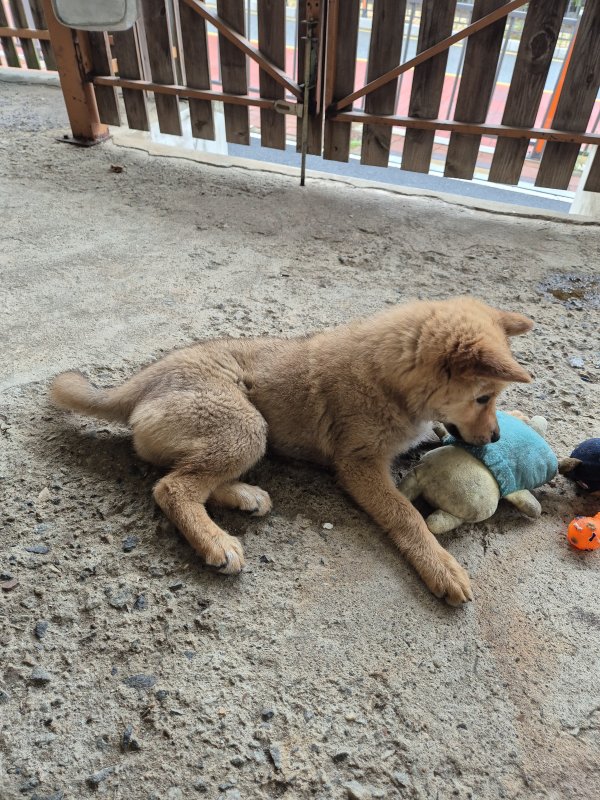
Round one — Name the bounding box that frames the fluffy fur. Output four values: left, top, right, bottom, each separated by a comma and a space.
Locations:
51, 297, 533, 605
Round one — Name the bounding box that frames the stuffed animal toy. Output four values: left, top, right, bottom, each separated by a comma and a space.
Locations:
558, 438, 600, 495
399, 411, 558, 534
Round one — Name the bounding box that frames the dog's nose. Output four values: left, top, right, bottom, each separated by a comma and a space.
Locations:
491, 429, 500, 443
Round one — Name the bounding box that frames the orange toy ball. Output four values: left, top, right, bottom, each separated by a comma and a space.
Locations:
567, 514, 600, 551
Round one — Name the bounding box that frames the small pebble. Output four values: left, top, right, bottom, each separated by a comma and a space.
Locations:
31, 792, 64, 800
122, 674, 156, 690
345, 781, 371, 800
393, 771, 411, 788
25, 544, 50, 554
86, 766, 115, 788
30, 667, 52, 685
122, 535, 139, 553
261, 708, 275, 721
332, 751, 350, 763
193, 780, 208, 793
568, 356, 585, 368
269, 745, 282, 771
133, 594, 147, 611
230, 756, 244, 767
168, 580, 185, 591
34, 620, 49, 639
322, 522, 333, 530
19, 777, 40, 792
155, 689, 169, 701
37, 487, 51, 503
105, 586, 132, 609
121, 725, 141, 751
0, 688, 11, 704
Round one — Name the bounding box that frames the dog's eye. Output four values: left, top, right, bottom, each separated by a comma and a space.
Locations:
476, 395, 491, 405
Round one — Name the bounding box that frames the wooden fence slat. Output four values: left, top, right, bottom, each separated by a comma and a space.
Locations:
257, 0, 285, 150
112, 25, 151, 131
216, 0, 249, 145
29, 0, 56, 69
489, 0, 569, 185
535, 1, 600, 189
360, 0, 406, 167
296, 0, 325, 156
323, 0, 360, 162
88, 31, 121, 126
0, 0, 20, 67
583, 148, 600, 192
402, 0, 457, 173
139, 0, 182, 136
8, 0, 40, 68
445, 0, 508, 180
178, 0, 215, 140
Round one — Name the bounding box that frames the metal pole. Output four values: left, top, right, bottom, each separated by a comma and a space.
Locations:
300, 16, 316, 186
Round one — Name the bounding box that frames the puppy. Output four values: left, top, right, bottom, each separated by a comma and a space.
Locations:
51, 297, 532, 605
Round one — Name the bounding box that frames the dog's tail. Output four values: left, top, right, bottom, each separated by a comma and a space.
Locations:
50, 371, 144, 424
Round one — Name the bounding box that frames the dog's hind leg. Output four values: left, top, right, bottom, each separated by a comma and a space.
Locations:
154, 470, 248, 573
208, 482, 272, 516
132, 388, 268, 573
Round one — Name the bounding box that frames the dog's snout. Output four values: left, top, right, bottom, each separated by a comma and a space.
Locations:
491, 429, 500, 443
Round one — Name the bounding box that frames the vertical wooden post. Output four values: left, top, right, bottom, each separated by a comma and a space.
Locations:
42, 0, 109, 144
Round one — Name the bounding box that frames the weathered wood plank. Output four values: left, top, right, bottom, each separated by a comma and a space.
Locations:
445, 0, 508, 180
8, 0, 40, 68
178, 0, 214, 140
323, 0, 360, 162
583, 148, 600, 193
257, 0, 285, 149
139, 0, 182, 135
112, 25, 151, 132
489, 0, 569, 185
402, 0, 457, 173
536, 0, 600, 189
216, 0, 249, 145
88, 31, 121, 126
0, 1, 20, 67
360, 0, 406, 167
29, 0, 56, 69
296, 0, 324, 155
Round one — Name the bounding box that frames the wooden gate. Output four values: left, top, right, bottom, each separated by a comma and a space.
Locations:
2, 1, 600, 192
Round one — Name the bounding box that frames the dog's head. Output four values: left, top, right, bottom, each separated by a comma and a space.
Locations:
418, 299, 533, 446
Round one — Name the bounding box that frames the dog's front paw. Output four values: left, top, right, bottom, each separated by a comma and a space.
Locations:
422, 548, 473, 605
205, 533, 245, 575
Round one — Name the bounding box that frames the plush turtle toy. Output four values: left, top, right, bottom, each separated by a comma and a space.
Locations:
399, 411, 558, 534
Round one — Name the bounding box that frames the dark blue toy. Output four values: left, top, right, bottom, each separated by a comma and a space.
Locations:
560, 438, 600, 494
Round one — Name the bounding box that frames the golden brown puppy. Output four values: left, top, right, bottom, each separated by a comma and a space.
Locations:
51, 297, 532, 605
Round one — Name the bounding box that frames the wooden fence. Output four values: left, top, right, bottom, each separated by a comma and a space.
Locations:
0, 0, 55, 70
1, 0, 599, 192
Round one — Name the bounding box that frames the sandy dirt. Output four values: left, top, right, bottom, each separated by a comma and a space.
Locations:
1, 82, 599, 800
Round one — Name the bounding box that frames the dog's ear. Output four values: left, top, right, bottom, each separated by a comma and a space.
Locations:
497, 310, 533, 336
470, 344, 532, 383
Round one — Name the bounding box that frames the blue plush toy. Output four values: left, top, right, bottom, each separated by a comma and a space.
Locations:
399, 411, 559, 534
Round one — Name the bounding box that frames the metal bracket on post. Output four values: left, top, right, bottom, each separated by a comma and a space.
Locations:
42, 0, 110, 146
300, 1, 320, 186
273, 100, 303, 118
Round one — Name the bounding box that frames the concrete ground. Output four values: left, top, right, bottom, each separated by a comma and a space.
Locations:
1, 81, 599, 800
